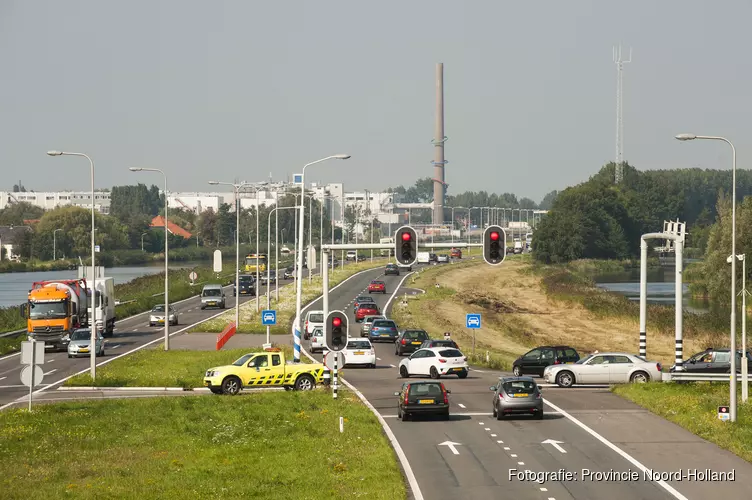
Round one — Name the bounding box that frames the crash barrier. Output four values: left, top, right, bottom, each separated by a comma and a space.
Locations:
216, 322, 237, 350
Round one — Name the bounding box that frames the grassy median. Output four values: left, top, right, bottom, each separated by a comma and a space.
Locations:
613, 383, 752, 463
194, 258, 389, 335
64, 346, 306, 389
0, 391, 406, 500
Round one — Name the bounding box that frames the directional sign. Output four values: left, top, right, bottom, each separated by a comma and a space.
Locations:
262, 310, 277, 326
20, 365, 44, 388
466, 313, 481, 329
438, 440, 462, 455
541, 439, 567, 453
189, 271, 197, 282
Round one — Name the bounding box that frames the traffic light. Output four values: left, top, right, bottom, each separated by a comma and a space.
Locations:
395, 225, 417, 266
483, 225, 506, 265
325, 310, 348, 352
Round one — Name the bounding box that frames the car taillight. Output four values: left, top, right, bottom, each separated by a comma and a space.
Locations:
438, 359, 447, 363
401, 339, 406, 344
441, 384, 449, 404
657, 363, 662, 372
404, 386, 410, 405
370, 349, 374, 355
554, 360, 561, 364
305, 320, 308, 330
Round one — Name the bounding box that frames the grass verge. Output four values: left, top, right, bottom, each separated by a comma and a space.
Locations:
0, 390, 406, 500
193, 258, 389, 335
0, 335, 24, 356
613, 383, 752, 463
64, 346, 305, 388
0, 306, 25, 334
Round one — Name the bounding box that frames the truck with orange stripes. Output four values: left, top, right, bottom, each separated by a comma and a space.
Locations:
203, 348, 328, 395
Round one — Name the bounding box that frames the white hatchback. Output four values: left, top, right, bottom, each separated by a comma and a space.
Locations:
308, 327, 325, 353
343, 338, 376, 368
398, 347, 469, 379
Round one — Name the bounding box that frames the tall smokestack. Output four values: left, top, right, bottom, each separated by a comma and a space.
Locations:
432, 63, 446, 225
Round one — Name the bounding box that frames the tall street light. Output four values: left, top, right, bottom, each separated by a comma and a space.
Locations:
294, 154, 350, 363
47, 150, 97, 379
676, 133, 738, 421
129, 167, 170, 351
53, 228, 63, 261
209, 180, 251, 332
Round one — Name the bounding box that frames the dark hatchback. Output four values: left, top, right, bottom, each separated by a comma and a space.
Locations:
369, 319, 399, 342
512, 345, 580, 377
395, 329, 430, 356
233, 275, 256, 296
671, 348, 752, 373
385, 263, 400, 276
394, 381, 451, 421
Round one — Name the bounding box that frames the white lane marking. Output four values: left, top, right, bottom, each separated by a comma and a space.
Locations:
458, 403, 466, 409
0, 376, 5, 381
389, 364, 396, 368
490, 433, 497, 437
472, 369, 486, 373
110, 344, 120, 349
381, 412, 489, 418
540, 488, 548, 492
376, 357, 381, 361
511, 454, 517, 458
0, 352, 21, 362
484, 427, 490, 431
479, 422, 485, 425
45, 369, 57, 375
503, 447, 510, 450
497, 440, 504, 444
543, 398, 689, 500
517, 462, 524, 465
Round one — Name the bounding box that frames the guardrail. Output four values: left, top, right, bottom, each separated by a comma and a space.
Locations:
0, 329, 25, 339
663, 372, 752, 382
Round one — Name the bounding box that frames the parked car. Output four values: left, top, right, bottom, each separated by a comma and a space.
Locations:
66, 328, 106, 358
368, 280, 386, 294
361, 315, 386, 337
368, 319, 399, 342
395, 329, 430, 356
200, 284, 226, 309
490, 376, 543, 420
512, 345, 580, 377
398, 347, 469, 379
149, 304, 178, 326
419, 339, 459, 350
343, 338, 376, 368
394, 381, 451, 421
384, 263, 400, 276
671, 348, 752, 373
544, 352, 662, 387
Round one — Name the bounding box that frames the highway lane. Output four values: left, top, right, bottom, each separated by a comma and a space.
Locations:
329, 275, 752, 500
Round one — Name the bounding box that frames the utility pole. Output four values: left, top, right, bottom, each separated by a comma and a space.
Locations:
432, 62, 447, 225
613, 44, 632, 184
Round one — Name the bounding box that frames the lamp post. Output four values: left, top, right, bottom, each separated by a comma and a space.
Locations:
129, 167, 170, 351
729, 254, 749, 403
294, 154, 350, 363
141, 232, 148, 252
676, 133, 738, 421
53, 228, 63, 260
47, 150, 97, 378
308, 195, 313, 285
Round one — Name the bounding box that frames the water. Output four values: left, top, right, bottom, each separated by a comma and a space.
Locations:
592, 266, 711, 314
0, 261, 206, 308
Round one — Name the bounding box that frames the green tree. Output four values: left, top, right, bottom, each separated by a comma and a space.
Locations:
0, 202, 45, 225
539, 190, 558, 210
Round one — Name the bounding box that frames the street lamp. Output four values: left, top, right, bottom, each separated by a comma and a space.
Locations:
47, 150, 97, 379
53, 228, 63, 261
728, 253, 749, 403
129, 167, 170, 351
141, 232, 148, 252
294, 154, 350, 363
676, 133, 738, 421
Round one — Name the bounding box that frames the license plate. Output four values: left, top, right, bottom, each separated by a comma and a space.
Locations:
158, 319, 165, 323
566, 361, 574, 364
380, 334, 389, 337
354, 351, 364, 355
513, 393, 529, 398
208, 302, 216, 305
80, 349, 89, 353
411, 342, 421, 345
418, 399, 434, 404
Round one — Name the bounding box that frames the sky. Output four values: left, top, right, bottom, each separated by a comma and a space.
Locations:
1, 0, 751, 203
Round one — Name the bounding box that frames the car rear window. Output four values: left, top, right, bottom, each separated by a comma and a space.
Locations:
308, 313, 324, 323
559, 348, 578, 359
438, 348, 463, 358
404, 330, 428, 340
359, 296, 374, 302
360, 303, 377, 310
408, 383, 444, 397
347, 340, 371, 349
430, 340, 456, 347
503, 380, 536, 394
371, 281, 384, 285
373, 320, 395, 328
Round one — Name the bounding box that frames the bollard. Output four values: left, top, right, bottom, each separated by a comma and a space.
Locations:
339, 416, 344, 433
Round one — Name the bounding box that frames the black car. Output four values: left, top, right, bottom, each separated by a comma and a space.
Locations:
395, 329, 430, 356
419, 339, 459, 350
394, 381, 451, 421
233, 275, 256, 296
672, 348, 752, 373
384, 263, 400, 276
512, 345, 580, 377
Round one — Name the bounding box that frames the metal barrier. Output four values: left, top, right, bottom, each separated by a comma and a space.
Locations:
663, 372, 752, 382
0, 329, 25, 339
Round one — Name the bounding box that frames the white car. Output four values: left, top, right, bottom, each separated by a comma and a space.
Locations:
343, 338, 376, 368
305, 310, 325, 336
543, 352, 663, 387
398, 347, 469, 379
307, 327, 325, 353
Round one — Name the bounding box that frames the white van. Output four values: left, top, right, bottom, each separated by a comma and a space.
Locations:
417, 251, 430, 264
305, 310, 325, 335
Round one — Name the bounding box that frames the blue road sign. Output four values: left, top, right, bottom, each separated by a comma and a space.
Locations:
293, 173, 303, 184
262, 310, 277, 326
466, 313, 481, 329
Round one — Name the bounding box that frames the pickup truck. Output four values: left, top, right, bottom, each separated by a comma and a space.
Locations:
204, 349, 327, 394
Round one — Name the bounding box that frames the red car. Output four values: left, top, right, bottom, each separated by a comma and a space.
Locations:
368, 280, 386, 294
450, 248, 462, 259
356, 303, 380, 322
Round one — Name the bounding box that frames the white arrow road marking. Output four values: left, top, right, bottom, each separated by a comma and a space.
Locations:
45, 369, 57, 376
542, 439, 567, 453
438, 441, 462, 455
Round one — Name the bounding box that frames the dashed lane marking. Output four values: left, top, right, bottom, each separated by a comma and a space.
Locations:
458, 403, 466, 409
389, 364, 396, 368
45, 369, 57, 375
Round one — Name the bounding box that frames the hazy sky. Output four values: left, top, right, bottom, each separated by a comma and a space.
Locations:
2, 0, 750, 203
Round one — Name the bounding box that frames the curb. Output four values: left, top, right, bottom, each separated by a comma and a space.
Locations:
57, 386, 210, 392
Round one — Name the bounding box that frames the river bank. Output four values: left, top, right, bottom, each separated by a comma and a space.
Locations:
391, 256, 724, 370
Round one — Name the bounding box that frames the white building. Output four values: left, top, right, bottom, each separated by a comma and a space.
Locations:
0, 191, 111, 214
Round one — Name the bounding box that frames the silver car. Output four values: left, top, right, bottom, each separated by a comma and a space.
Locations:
201, 284, 226, 309
544, 352, 663, 387
361, 315, 386, 337
149, 304, 178, 326
66, 328, 105, 358
490, 376, 543, 420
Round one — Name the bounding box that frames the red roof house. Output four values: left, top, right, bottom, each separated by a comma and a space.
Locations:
150, 216, 192, 239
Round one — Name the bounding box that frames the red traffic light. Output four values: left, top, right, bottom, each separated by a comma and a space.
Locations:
490, 231, 500, 241
332, 317, 342, 327
401, 232, 411, 241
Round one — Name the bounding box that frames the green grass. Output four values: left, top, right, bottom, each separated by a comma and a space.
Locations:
64, 346, 306, 388
0, 335, 24, 356
613, 383, 752, 463
0, 391, 406, 500
0, 306, 25, 334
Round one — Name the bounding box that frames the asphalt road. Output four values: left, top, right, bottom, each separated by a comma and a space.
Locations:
303, 264, 752, 500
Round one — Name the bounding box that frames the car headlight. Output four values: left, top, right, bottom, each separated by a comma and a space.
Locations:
61, 334, 70, 342
206, 370, 221, 377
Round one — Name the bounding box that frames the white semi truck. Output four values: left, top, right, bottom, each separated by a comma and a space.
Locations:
87, 277, 116, 337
